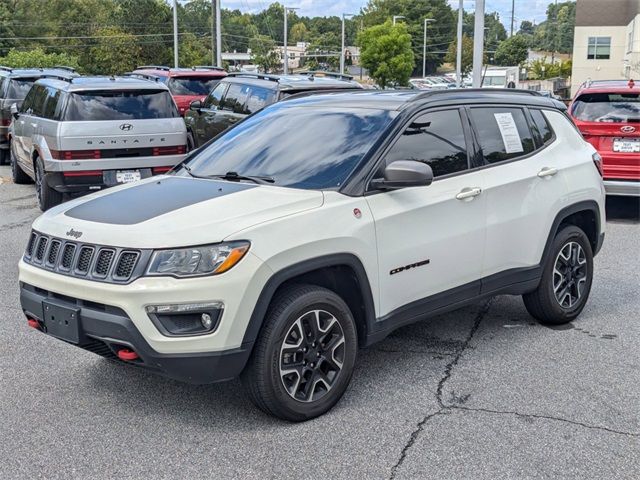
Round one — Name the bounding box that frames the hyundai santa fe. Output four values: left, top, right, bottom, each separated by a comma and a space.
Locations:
18, 89, 605, 421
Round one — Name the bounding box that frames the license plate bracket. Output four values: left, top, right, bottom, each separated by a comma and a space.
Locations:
42, 301, 81, 344
116, 170, 141, 184
613, 138, 640, 153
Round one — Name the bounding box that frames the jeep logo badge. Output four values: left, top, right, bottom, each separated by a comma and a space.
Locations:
119, 123, 133, 131
66, 229, 83, 239
621, 126, 636, 133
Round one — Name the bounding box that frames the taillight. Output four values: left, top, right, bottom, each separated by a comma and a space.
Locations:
152, 166, 173, 174
50, 149, 102, 160
1, 118, 10, 127
152, 145, 186, 156
62, 170, 103, 177
592, 152, 603, 177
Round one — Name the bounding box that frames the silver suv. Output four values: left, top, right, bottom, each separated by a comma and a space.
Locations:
9, 76, 187, 210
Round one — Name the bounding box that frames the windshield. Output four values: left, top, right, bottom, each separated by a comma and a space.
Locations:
8, 78, 37, 99
168, 77, 221, 95
572, 92, 640, 122
182, 104, 396, 190
64, 89, 179, 121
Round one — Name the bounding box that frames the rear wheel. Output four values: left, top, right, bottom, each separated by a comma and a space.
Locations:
186, 131, 196, 151
0, 148, 8, 165
241, 284, 358, 421
523, 225, 594, 324
35, 157, 63, 211
10, 143, 32, 185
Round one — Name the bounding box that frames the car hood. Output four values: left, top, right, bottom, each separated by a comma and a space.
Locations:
33, 176, 324, 248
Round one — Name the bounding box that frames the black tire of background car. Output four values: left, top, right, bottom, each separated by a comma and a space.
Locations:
35, 157, 63, 211
241, 284, 358, 422
523, 225, 594, 324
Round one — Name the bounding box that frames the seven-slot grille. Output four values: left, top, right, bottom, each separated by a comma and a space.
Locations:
23, 231, 145, 283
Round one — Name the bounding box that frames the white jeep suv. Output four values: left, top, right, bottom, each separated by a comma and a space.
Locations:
18, 90, 606, 421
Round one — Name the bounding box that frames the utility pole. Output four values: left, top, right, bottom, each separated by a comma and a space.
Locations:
472, 0, 485, 88
215, 0, 222, 67
456, 0, 463, 87
283, 6, 298, 75
423, 19, 434, 78
173, 0, 179, 68
341, 13, 355, 75
211, 1, 215, 66
510, 0, 515, 36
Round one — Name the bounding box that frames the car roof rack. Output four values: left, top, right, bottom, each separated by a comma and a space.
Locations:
123, 72, 162, 82
225, 72, 281, 83
297, 70, 354, 81
193, 65, 226, 71
52, 65, 76, 72
135, 65, 171, 71
411, 88, 542, 102
0, 65, 12, 72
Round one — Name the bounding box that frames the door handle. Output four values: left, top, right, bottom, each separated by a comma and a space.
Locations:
456, 187, 482, 200
537, 167, 558, 178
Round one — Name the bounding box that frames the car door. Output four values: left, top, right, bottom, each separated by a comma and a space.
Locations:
192, 81, 227, 146
204, 82, 251, 137
12, 84, 39, 171
467, 105, 567, 290
365, 108, 488, 318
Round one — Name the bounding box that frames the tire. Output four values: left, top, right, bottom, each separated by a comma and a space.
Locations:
241, 284, 358, 422
34, 157, 63, 211
186, 131, 196, 151
523, 225, 594, 325
0, 148, 7, 166
10, 143, 32, 185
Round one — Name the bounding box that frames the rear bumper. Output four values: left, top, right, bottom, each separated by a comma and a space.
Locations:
19, 282, 252, 384
45, 168, 172, 194
603, 179, 640, 197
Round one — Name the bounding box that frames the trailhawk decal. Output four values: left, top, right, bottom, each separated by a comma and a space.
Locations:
390, 259, 430, 276
65, 176, 256, 225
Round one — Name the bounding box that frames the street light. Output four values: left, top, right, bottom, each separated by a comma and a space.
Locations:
341, 13, 356, 75
393, 15, 405, 25
283, 6, 299, 75
423, 18, 435, 78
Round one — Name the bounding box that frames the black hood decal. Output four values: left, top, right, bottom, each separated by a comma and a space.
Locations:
64, 176, 256, 225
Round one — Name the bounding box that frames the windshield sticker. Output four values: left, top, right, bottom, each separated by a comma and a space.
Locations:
494, 112, 524, 154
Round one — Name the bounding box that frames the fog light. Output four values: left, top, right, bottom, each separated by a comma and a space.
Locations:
201, 313, 213, 330
145, 302, 223, 314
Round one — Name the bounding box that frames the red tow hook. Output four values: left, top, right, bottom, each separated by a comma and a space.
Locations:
27, 318, 40, 330
117, 348, 139, 361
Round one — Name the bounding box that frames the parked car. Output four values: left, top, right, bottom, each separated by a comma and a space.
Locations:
569, 79, 640, 196
184, 71, 363, 148
9, 76, 187, 210
129, 65, 227, 116
18, 89, 605, 421
0, 66, 78, 165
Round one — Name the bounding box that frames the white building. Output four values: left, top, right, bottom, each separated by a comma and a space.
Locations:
571, 0, 640, 95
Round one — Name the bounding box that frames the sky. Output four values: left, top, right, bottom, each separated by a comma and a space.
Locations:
218, 0, 552, 29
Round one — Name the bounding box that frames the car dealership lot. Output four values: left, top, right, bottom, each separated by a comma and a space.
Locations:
1, 166, 638, 479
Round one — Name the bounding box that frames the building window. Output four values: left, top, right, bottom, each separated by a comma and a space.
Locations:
587, 37, 611, 60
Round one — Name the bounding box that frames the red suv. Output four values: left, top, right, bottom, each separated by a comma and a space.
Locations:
130, 66, 227, 116
569, 79, 640, 196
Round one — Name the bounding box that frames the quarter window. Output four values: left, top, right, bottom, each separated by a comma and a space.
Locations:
245, 86, 276, 114
587, 37, 611, 60
530, 109, 553, 146
41, 87, 62, 120
469, 107, 535, 164
381, 109, 469, 178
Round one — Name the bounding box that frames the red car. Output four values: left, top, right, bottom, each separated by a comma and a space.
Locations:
569, 79, 640, 197
130, 66, 227, 116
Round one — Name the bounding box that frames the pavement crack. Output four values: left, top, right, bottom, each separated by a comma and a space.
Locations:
451, 405, 640, 438
436, 298, 493, 408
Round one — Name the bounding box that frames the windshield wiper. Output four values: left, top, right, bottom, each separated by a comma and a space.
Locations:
185, 169, 275, 185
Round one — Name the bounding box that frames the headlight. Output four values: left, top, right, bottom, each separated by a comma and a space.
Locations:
146, 241, 250, 277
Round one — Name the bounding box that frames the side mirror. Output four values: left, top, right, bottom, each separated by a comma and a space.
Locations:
10, 103, 19, 119
371, 160, 434, 190
189, 100, 203, 111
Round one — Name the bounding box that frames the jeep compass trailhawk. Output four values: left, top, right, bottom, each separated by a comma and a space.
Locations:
19, 90, 605, 421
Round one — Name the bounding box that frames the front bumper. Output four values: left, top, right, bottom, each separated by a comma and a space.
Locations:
20, 282, 251, 384
603, 179, 640, 197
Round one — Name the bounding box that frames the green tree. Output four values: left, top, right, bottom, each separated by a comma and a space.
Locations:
307, 31, 341, 70
358, 21, 414, 88
494, 35, 529, 66
89, 27, 141, 74
290, 22, 308, 43
518, 20, 535, 36
179, 32, 210, 67
444, 34, 474, 77
0, 48, 80, 70
249, 35, 280, 73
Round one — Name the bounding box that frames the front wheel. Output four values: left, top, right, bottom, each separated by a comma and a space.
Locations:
523, 225, 594, 324
241, 284, 358, 421
35, 158, 63, 211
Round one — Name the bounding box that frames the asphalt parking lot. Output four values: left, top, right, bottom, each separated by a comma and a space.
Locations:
1, 165, 639, 479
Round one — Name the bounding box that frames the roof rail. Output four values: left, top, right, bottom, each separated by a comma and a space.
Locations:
52, 65, 76, 72
0, 65, 13, 72
581, 78, 636, 89
123, 72, 162, 82
297, 70, 354, 81
135, 65, 170, 71
193, 65, 226, 72
226, 72, 281, 83
411, 88, 543, 102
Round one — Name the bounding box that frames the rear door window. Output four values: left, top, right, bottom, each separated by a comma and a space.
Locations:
8, 78, 37, 99
571, 92, 640, 123
64, 89, 179, 121
469, 107, 535, 164
380, 109, 469, 178
41, 87, 62, 120
220, 83, 250, 114
204, 82, 227, 108
27, 85, 48, 117
245, 86, 276, 114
